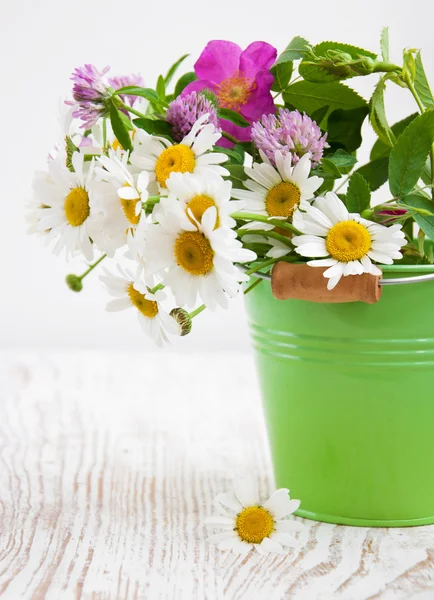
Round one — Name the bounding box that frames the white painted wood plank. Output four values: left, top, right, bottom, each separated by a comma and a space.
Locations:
0, 351, 434, 599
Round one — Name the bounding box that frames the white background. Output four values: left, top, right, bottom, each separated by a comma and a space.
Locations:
1, 0, 433, 351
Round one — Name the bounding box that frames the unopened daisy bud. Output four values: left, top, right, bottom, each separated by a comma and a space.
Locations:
65, 274, 83, 292
170, 308, 192, 336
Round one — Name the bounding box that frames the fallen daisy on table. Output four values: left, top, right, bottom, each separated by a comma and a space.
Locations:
205, 477, 304, 555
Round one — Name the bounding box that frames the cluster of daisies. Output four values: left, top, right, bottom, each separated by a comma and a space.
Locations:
28, 40, 407, 345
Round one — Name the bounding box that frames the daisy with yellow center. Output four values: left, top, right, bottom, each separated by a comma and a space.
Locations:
94, 149, 149, 257
32, 150, 105, 261
231, 150, 323, 234
145, 202, 256, 310
100, 265, 181, 346
206, 476, 304, 555
155, 171, 241, 230
130, 114, 228, 194
292, 192, 406, 290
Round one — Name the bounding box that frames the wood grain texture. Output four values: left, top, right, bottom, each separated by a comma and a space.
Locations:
1, 351, 434, 600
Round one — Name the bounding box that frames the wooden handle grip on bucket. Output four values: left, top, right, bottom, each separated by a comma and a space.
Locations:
271, 262, 382, 304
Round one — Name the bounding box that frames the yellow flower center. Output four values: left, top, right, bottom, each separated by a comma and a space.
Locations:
326, 220, 372, 262
235, 506, 275, 544
217, 71, 256, 111
127, 283, 158, 318
185, 194, 220, 228
64, 187, 90, 227
265, 182, 301, 218
174, 231, 214, 276
120, 198, 140, 225
155, 144, 196, 188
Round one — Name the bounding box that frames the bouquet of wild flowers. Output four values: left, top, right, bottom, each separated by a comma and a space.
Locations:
28, 31, 434, 344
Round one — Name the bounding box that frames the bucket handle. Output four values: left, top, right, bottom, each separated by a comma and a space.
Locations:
247, 268, 434, 286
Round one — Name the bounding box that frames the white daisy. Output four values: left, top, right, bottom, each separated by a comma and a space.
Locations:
94, 149, 150, 256
206, 476, 304, 555
100, 265, 181, 346
32, 151, 104, 261
157, 171, 241, 228
292, 192, 407, 290
231, 151, 323, 230
146, 203, 256, 310
130, 114, 228, 194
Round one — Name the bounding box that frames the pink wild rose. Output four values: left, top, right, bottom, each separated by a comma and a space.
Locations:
183, 40, 277, 146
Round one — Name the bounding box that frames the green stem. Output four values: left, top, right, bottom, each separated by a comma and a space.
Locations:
78, 254, 106, 280
244, 257, 282, 276
102, 118, 107, 151
373, 61, 402, 74
150, 283, 164, 294
189, 304, 206, 319
222, 131, 239, 145
243, 278, 263, 295
334, 174, 351, 193
237, 228, 293, 247
405, 75, 434, 201
118, 101, 148, 119
231, 212, 301, 235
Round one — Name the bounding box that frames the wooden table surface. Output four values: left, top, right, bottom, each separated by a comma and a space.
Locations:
1, 351, 434, 600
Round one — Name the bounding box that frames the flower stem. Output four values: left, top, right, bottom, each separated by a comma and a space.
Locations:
118, 101, 148, 120
244, 257, 282, 276
231, 211, 301, 234
243, 278, 263, 295
78, 254, 106, 280
189, 304, 206, 319
405, 75, 434, 201
222, 131, 239, 145
102, 118, 107, 151
237, 228, 293, 247
150, 283, 165, 294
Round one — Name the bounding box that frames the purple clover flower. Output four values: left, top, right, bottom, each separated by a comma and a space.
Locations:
251, 108, 328, 167
108, 73, 145, 107
166, 91, 221, 142
68, 64, 111, 129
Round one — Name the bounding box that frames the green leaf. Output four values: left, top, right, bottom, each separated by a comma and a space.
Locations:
109, 104, 132, 152
219, 148, 245, 165
369, 78, 394, 147
270, 61, 293, 93
118, 108, 134, 131
401, 194, 434, 239
283, 81, 367, 124
226, 164, 248, 184
275, 36, 311, 64
132, 118, 172, 136
415, 52, 434, 109
164, 53, 189, 86
355, 156, 389, 191
327, 106, 369, 152
320, 158, 342, 178
114, 86, 160, 104
156, 75, 166, 100
370, 113, 418, 160
346, 172, 371, 212
317, 177, 335, 194
389, 110, 434, 198
174, 72, 197, 98
326, 148, 358, 168
380, 27, 389, 62
218, 108, 250, 127
310, 105, 330, 126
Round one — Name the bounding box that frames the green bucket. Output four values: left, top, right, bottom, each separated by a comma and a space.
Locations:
245, 265, 434, 527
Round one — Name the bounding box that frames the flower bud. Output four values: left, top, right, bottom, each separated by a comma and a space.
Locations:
350, 57, 375, 75
170, 308, 192, 336
65, 274, 83, 292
